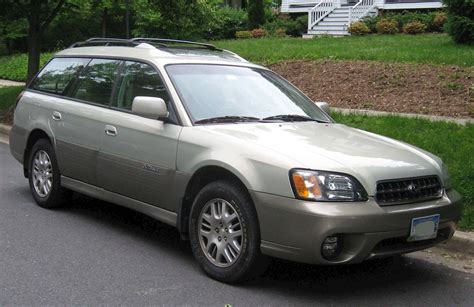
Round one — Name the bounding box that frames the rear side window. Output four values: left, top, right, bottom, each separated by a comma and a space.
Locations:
114, 61, 170, 110
31, 58, 89, 95
71, 59, 122, 105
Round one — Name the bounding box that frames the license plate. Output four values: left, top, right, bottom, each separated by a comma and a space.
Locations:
407, 214, 440, 242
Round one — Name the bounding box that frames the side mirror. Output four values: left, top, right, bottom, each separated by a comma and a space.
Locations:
316, 101, 330, 114
132, 96, 169, 120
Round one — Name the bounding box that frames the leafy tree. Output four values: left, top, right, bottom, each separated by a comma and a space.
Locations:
248, 0, 265, 29
133, 0, 213, 39
0, 0, 67, 83
0, 16, 28, 54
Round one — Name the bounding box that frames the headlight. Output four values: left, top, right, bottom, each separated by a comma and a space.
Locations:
290, 169, 368, 202
441, 163, 452, 190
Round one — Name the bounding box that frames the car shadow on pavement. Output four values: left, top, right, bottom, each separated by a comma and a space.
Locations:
33, 191, 459, 300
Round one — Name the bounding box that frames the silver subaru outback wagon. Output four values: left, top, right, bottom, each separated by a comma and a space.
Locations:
9, 38, 462, 283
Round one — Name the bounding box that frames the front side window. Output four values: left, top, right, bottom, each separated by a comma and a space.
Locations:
166, 64, 332, 124
71, 59, 122, 105
114, 61, 170, 110
31, 58, 89, 95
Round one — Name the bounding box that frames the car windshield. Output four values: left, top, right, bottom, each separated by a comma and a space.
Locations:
165, 64, 333, 124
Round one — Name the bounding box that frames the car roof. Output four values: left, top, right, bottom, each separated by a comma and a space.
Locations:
55, 43, 264, 69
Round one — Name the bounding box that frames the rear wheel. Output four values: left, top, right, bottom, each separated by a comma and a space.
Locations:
28, 139, 71, 209
189, 180, 268, 283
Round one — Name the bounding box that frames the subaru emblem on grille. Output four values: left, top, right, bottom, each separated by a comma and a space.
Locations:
407, 183, 417, 193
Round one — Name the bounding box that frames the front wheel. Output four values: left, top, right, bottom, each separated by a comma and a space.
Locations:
189, 180, 268, 283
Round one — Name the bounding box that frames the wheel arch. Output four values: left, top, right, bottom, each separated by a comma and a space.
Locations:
177, 165, 254, 239
23, 129, 53, 178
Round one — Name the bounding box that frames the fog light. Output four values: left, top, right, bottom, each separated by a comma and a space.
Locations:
321, 235, 342, 260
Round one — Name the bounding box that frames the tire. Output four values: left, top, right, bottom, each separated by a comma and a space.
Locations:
28, 138, 71, 209
189, 180, 268, 283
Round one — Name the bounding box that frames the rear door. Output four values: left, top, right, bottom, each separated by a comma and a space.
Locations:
29, 57, 105, 185
58, 58, 123, 185
97, 60, 182, 211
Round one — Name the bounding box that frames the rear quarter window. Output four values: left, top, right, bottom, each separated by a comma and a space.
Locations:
31, 58, 90, 95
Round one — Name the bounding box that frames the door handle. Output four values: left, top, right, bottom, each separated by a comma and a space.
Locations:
105, 125, 117, 136
52, 111, 62, 121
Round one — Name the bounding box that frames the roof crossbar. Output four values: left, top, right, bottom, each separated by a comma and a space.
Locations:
69, 37, 221, 51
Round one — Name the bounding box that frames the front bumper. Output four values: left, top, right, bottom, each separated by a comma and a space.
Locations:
251, 189, 462, 264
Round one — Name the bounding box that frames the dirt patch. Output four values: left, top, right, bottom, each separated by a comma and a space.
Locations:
270, 60, 474, 118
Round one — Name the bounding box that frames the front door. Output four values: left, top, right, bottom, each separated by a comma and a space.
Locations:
97, 61, 182, 211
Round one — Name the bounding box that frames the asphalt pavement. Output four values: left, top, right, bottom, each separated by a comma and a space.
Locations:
1, 142, 473, 306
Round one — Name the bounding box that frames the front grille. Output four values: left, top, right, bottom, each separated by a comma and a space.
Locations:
375, 176, 442, 206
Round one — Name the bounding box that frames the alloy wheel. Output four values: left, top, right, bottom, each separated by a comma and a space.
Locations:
198, 198, 243, 268
32, 150, 53, 198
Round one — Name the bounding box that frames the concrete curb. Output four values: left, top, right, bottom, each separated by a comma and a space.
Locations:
441, 231, 474, 256
0, 123, 473, 256
333, 107, 474, 125
0, 79, 25, 87
0, 123, 11, 136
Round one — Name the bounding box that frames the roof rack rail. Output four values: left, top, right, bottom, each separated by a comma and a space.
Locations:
130, 38, 221, 50
69, 37, 221, 51
69, 37, 136, 48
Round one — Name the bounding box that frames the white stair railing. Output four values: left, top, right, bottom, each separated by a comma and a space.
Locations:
308, 0, 338, 31
348, 0, 376, 26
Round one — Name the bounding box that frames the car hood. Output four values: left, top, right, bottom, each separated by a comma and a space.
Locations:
200, 122, 442, 196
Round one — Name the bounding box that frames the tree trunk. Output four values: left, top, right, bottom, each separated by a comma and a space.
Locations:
102, 7, 108, 38
26, 14, 41, 84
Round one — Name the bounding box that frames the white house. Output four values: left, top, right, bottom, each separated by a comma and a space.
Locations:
280, 0, 444, 36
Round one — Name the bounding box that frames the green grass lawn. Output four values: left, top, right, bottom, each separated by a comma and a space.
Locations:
215, 34, 474, 66
0, 86, 23, 111
333, 112, 474, 230
0, 52, 53, 82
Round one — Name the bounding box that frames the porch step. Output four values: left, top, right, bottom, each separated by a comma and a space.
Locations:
324, 16, 349, 22
312, 25, 347, 31
318, 21, 347, 26
308, 30, 349, 36
329, 11, 349, 16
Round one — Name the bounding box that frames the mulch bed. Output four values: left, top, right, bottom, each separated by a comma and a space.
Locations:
270, 60, 473, 118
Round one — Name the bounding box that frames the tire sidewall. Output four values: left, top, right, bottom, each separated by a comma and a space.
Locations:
28, 139, 62, 208
189, 180, 262, 283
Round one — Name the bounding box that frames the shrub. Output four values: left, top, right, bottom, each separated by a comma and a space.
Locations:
362, 16, 381, 33
348, 21, 371, 35
207, 7, 248, 40
263, 15, 307, 37
251, 28, 267, 38
446, 15, 474, 44
382, 11, 451, 32
403, 21, 427, 34
235, 30, 252, 39
275, 28, 287, 37
385, 11, 431, 32
376, 18, 399, 34
432, 12, 448, 31
443, 0, 474, 44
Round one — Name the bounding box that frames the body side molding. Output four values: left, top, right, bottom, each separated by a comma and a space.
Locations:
61, 176, 177, 227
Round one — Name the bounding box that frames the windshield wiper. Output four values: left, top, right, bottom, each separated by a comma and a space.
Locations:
262, 114, 327, 123
194, 115, 260, 124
